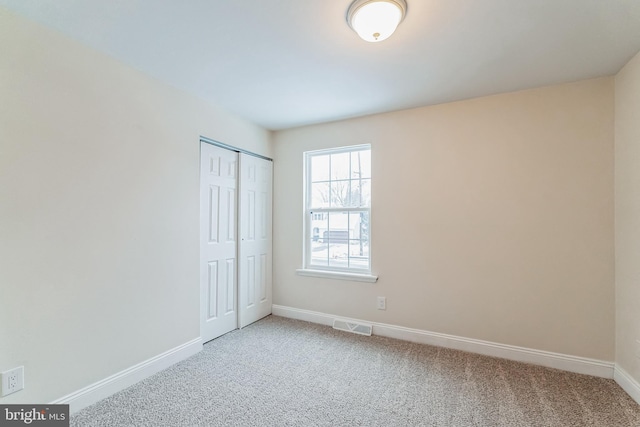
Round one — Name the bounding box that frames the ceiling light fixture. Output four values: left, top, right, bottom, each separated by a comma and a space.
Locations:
347, 0, 407, 43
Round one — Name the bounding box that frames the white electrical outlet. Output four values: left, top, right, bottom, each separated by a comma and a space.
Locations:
377, 296, 386, 310
1, 366, 24, 396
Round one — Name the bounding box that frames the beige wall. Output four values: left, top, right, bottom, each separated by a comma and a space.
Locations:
273, 78, 615, 361
615, 50, 640, 383
0, 8, 270, 404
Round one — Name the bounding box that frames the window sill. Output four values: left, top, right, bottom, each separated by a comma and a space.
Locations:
296, 269, 378, 283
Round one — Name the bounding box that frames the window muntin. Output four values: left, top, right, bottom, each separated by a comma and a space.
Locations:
305, 145, 371, 273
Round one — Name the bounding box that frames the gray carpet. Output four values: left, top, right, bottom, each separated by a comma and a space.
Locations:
72, 316, 640, 426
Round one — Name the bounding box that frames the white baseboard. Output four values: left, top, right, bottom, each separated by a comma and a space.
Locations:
51, 338, 202, 414
273, 305, 335, 327
614, 366, 640, 405
272, 305, 614, 379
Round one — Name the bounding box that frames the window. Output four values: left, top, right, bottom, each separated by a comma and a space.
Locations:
302, 145, 373, 279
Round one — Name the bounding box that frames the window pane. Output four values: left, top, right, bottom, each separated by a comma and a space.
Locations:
351, 150, 371, 179
360, 179, 371, 207
310, 212, 328, 240
310, 210, 328, 266
327, 212, 350, 242
348, 211, 369, 270
348, 239, 369, 256
311, 182, 330, 208
330, 180, 351, 207
348, 212, 363, 240
310, 239, 329, 266
349, 240, 369, 269
349, 180, 362, 207
331, 152, 350, 180
328, 243, 349, 269
325, 211, 347, 269
348, 179, 371, 208
311, 155, 330, 182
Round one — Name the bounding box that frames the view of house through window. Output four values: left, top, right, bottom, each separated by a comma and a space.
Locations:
305, 145, 371, 272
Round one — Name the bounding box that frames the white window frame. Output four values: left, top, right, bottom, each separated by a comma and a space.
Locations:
297, 145, 377, 283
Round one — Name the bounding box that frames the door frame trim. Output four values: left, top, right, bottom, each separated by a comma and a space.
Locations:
200, 136, 273, 162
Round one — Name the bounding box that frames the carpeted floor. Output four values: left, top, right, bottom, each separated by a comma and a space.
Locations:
72, 316, 640, 426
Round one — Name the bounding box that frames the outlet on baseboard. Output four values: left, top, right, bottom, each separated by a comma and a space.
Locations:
377, 296, 386, 310
1, 366, 24, 397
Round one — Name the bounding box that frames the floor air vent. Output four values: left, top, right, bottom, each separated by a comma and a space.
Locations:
333, 319, 372, 336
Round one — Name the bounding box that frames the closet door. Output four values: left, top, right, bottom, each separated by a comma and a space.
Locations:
238, 153, 273, 328
200, 143, 239, 343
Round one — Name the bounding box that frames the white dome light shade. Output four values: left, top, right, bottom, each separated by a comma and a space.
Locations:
348, 0, 407, 43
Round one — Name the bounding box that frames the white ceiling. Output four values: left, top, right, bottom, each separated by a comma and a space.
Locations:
2, 0, 640, 130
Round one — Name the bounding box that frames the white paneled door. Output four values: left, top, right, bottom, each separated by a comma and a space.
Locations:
200, 142, 272, 343
200, 144, 239, 343
239, 154, 273, 328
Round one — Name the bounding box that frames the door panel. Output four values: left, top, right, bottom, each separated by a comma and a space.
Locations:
207, 261, 218, 318
239, 154, 273, 328
200, 143, 238, 343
